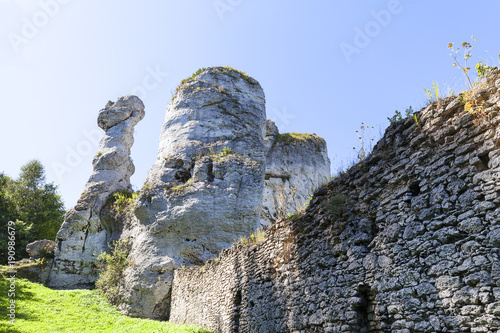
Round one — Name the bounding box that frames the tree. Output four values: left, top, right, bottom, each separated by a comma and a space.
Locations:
0, 173, 13, 224
0, 160, 65, 262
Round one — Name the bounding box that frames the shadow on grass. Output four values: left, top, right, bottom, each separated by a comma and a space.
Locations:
0, 324, 24, 333
0, 273, 40, 326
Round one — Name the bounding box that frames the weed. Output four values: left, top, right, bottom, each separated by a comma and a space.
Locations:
424, 81, 442, 106
213, 66, 254, 84
325, 193, 346, 219
95, 239, 132, 304
353, 123, 375, 161
414, 114, 421, 129
476, 61, 492, 78
192, 146, 234, 161
180, 68, 206, 86
274, 133, 324, 145
170, 179, 193, 192
405, 107, 414, 118
178, 66, 255, 89
269, 184, 300, 221
448, 36, 488, 120
240, 229, 266, 245
107, 190, 138, 213
388, 106, 414, 124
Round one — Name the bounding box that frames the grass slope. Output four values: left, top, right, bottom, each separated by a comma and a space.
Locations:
0, 274, 210, 333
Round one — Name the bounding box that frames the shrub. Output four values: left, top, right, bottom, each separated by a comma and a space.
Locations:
325, 193, 346, 219
95, 239, 131, 304
388, 106, 414, 124
108, 191, 138, 213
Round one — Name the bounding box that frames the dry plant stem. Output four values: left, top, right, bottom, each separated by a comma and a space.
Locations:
271, 183, 300, 221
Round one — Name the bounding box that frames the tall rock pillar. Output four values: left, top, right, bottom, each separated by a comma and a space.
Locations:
118, 67, 266, 319
48, 96, 145, 288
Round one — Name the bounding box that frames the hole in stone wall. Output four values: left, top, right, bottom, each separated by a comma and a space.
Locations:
409, 182, 421, 196
355, 284, 377, 332
478, 152, 490, 170
233, 289, 242, 333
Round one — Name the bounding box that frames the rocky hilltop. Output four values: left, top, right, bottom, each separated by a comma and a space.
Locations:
263, 122, 330, 225
48, 67, 330, 319
170, 68, 500, 332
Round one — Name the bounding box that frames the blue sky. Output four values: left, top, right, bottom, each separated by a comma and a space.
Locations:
1, 0, 500, 208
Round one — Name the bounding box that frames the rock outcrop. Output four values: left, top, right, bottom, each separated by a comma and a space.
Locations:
26, 240, 56, 259
262, 120, 331, 226
170, 69, 500, 332
48, 96, 144, 288
117, 67, 267, 319
47, 67, 330, 320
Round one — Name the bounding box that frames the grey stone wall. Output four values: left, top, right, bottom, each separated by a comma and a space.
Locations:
170, 69, 500, 332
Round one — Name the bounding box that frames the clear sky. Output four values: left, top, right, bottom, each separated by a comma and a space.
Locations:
1, 0, 500, 209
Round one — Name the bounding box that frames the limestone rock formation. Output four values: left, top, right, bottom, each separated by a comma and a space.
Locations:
117, 67, 267, 319
262, 120, 330, 226
48, 96, 144, 288
26, 240, 56, 259
46, 67, 330, 321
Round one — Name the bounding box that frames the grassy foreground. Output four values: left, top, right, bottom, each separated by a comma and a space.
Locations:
0, 274, 210, 333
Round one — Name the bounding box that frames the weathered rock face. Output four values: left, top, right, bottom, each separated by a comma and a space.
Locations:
48, 96, 144, 288
170, 69, 500, 332
262, 120, 331, 226
26, 239, 56, 259
117, 67, 267, 319
46, 67, 331, 320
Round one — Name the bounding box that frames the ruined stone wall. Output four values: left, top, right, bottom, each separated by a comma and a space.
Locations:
170, 69, 500, 332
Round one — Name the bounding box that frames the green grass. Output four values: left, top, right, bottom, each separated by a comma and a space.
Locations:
179, 66, 255, 87
274, 133, 326, 151
0, 274, 211, 333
